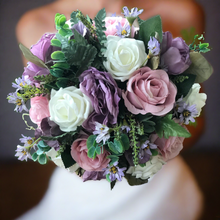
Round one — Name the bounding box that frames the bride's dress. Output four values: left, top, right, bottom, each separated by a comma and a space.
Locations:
17, 156, 203, 220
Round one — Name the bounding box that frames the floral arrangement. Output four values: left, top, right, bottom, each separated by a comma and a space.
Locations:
8, 7, 212, 189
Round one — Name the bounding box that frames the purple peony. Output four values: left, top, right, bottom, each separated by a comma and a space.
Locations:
160, 31, 191, 75
23, 33, 57, 85
79, 67, 121, 132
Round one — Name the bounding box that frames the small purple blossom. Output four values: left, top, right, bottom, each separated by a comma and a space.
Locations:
178, 103, 198, 125
116, 22, 130, 38
15, 145, 32, 161
20, 134, 36, 149
12, 76, 31, 90
103, 162, 126, 182
173, 97, 185, 118
111, 13, 117, 17
7, 92, 28, 113
121, 125, 131, 133
93, 122, 110, 144
148, 37, 160, 56
139, 140, 157, 158
82, 171, 106, 182
122, 7, 143, 17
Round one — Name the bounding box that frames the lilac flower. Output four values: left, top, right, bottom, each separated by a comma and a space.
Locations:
122, 7, 143, 17
12, 76, 31, 90
103, 162, 126, 182
93, 122, 110, 144
15, 145, 32, 161
173, 97, 185, 118
7, 92, 28, 113
111, 13, 117, 17
148, 37, 160, 56
121, 125, 131, 133
178, 103, 198, 125
20, 134, 36, 149
82, 171, 106, 182
139, 140, 157, 158
116, 22, 130, 38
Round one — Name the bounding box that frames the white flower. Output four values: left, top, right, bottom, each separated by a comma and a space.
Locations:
49, 86, 93, 132
183, 83, 207, 117
46, 148, 80, 173
103, 36, 148, 82
126, 155, 165, 180
93, 122, 110, 144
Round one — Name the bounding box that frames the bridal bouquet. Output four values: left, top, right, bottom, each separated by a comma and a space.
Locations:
8, 7, 212, 188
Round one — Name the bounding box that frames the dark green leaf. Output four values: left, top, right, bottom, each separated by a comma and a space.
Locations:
110, 180, 116, 190
95, 146, 101, 155
137, 16, 144, 26
50, 68, 65, 78
155, 114, 191, 139
151, 149, 158, 156
120, 134, 130, 150
56, 78, 69, 88
138, 15, 163, 49
125, 173, 149, 186
171, 73, 196, 99
108, 141, 120, 154
70, 11, 80, 25
38, 154, 47, 165
107, 155, 119, 166
87, 135, 97, 149
32, 152, 38, 161
114, 139, 124, 153
61, 145, 76, 168
73, 29, 87, 45
139, 163, 146, 167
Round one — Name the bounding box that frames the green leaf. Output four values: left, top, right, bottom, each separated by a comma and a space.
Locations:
51, 62, 70, 69
185, 52, 213, 83
137, 16, 144, 26
171, 73, 196, 99
32, 152, 38, 161
56, 78, 69, 88
50, 68, 65, 78
125, 173, 149, 186
19, 43, 48, 69
38, 140, 49, 148
139, 163, 146, 167
114, 139, 124, 153
38, 154, 47, 165
106, 174, 111, 183
51, 51, 65, 60
95, 146, 101, 155
87, 146, 96, 159
151, 149, 158, 156
61, 145, 76, 168
51, 39, 62, 47
138, 15, 163, 49
70, 11, 80, 25
55, 33, 69, 49
110, 180, 116, 190
155, 114, 191, 139
87, 135, 97, 149
73, 29, 87, 45
108, 141, 120, 154
120, 134, 130, 150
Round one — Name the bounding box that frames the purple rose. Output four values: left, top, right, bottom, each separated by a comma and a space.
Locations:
23, 33, 57, 85
160, 31, 191, 75
71, 21, 90, 40
79, 67, 121, 131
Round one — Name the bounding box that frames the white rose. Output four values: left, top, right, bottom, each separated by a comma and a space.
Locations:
183, 83, 207, 116
46, 148, 80, 173
49, 86, 93, 132
103, 36, 148, 82
126, 155, 165, 180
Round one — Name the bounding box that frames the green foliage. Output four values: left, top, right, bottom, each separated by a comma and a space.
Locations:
189, 34, 210, 53
185, 52, 213, 83
125, 173, 149, 186
151, 149, 159, 156
110, 180, 116, 190
137, 17, 144, 26
107, 155, 120, 166
120, 134, 130, 151
154, 114, 191, 139
138, 15, 163, 50
19, 43, 48, 69
170, 73, 196, 100
55, 13, 73, 37
136, 114, 156, 134
70, 11, 80, 26
61, 144, 76, 168
51, 51, 65, 60
51, 39, 62, 47
86, 135, 103, 159
32, 152, 38, 161
34, 74, 56, 84
181, 27, 196, 45
38, 154, 48, 165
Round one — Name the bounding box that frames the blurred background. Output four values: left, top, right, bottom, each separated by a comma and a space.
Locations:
0, 0, 219, 219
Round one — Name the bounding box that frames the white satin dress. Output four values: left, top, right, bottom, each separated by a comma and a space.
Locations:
17, 156, 203, 220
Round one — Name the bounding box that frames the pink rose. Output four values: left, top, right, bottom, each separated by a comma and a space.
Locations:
29, 96, 50, 126
122, 67, 177, 116
104, 16, 134, 37
71, 134, 110, 171
151, 134, 185, 161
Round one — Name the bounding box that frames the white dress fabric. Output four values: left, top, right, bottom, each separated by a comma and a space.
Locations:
17, 156, 203, 220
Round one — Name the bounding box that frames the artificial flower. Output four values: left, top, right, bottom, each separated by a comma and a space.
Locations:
15, 145, 32, 161
103, 36, 148, 82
